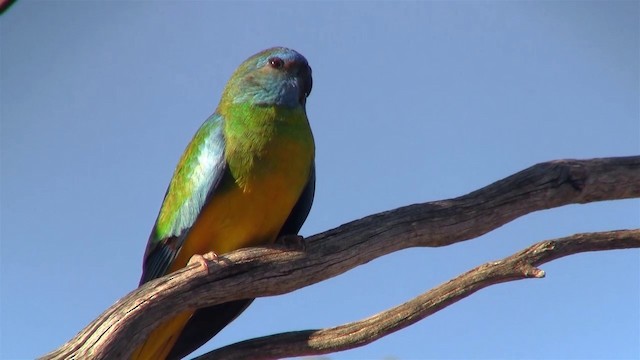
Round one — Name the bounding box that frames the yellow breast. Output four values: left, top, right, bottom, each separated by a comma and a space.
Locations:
168, 121, 313, 272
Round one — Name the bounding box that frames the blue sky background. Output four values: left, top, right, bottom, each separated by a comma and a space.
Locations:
2, 1, 639, 359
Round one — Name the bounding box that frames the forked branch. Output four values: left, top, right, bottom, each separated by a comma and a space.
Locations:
198, 230, 640, 359
40, 156, 640, 359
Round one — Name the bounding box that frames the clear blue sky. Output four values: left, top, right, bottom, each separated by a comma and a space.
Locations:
2, 1, 639, 359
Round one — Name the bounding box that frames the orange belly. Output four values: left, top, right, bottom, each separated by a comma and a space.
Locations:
132, 141, 312, 360
170, 169, 309, 270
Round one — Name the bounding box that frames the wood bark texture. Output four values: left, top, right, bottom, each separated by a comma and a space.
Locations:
40, 156, 640, 360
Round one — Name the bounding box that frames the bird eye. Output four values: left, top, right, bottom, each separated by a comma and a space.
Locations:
268, 57, 284, 69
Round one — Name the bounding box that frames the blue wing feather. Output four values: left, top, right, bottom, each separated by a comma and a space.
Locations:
140, 113, 227, 284
279, 163, 315, 236
166, 163, 316, 360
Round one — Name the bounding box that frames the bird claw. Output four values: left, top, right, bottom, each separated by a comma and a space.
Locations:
188, 251, 219, 272
275, 234, 306, 251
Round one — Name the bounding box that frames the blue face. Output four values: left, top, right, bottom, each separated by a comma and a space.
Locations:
230, 47, 313, 108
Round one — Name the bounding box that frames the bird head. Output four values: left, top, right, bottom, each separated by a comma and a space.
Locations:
222, 47, 312, 108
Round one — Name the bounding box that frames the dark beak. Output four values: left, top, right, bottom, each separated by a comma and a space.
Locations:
298, 64, 312, 106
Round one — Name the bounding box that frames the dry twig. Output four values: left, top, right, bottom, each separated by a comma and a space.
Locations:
40, 156, 640, 359
199, 230, 640, 359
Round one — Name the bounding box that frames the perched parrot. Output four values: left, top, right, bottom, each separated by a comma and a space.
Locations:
131, 47, 315, 360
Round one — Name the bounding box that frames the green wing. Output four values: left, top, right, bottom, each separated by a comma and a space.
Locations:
140, 113, 227, 284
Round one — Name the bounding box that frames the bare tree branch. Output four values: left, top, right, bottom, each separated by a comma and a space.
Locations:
198, 229, 640, 359
40, 156, 640, 360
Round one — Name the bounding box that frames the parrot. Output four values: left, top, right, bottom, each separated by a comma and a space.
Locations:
131, 47, 315, 360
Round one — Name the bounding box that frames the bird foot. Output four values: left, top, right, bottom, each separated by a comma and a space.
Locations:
275, 234, 307, 251
188, 251, 219, 273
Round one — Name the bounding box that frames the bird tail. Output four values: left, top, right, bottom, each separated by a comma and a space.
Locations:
166, 299, 254, 359
130, 311, 193, 360
130, 299, 254, 360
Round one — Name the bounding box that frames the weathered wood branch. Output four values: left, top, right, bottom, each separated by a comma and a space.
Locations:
197, 229, 640, 359
41, 156, 640, 360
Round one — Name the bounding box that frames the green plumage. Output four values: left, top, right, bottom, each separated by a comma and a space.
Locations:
135, 47, 315, 360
